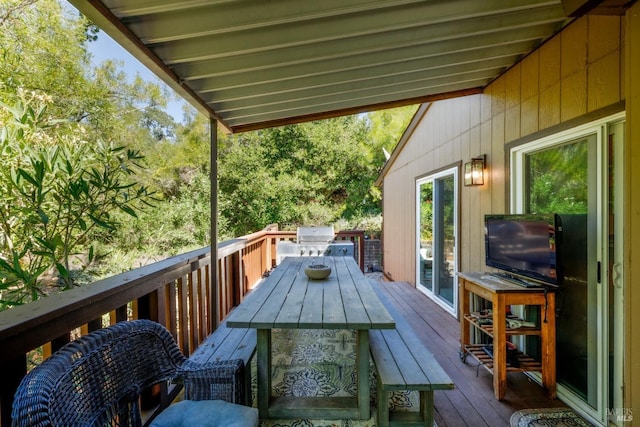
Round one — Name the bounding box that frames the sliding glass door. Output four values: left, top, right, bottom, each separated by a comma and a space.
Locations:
511, 114, 624, 425
416, 168, 458, 315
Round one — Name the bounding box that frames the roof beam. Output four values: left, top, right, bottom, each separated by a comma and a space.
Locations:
122, 0, 426, 43
561, 0, 633, 15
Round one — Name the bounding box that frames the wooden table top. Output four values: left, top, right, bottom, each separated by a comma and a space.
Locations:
226, 256, 395, 330
458, 272, 555, 293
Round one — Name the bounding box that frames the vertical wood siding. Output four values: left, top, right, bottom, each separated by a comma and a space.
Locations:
382, 15, 625, 283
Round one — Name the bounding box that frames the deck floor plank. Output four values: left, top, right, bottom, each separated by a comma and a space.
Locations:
373, 280, 568, 427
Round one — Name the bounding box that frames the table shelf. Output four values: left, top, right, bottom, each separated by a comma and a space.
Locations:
458, 272, 556, 400
463, 314, 542, 337
462, 344, 542, 373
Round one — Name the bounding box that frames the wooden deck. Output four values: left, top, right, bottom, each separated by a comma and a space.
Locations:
374, 280, 568, 427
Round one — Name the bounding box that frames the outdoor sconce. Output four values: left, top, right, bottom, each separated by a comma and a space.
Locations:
464, 155, 486, 186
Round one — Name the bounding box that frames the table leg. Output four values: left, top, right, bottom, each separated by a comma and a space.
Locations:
356, 330, 370, 419
460, 279, 470, 351
257, 329, 271, 418
422, 390, 434, 427
493, 294, 507, 400
541, 293, 557, 398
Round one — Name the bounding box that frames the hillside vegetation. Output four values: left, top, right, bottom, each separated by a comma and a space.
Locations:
0, 0, 416, 309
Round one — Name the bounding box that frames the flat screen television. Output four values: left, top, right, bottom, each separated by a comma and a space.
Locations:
484, 214, 562, 287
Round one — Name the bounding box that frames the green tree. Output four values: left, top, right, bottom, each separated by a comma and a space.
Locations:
0, 0, 178, 149
0, 92, 153, 307
0, 0, 172, 306
367, 105, 418, 165
149, 110, 211, 197
106, 111, 217, 256
217, 116, 377, 236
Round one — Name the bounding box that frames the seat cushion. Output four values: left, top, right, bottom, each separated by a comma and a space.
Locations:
150, 399, 258, 427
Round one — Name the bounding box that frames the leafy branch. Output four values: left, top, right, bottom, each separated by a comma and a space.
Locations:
0, 91, 154, 308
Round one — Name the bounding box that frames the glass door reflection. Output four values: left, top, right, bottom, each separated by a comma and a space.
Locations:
417, 169, 457, 314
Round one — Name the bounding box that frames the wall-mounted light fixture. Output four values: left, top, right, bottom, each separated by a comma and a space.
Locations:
464, 154, 486, 186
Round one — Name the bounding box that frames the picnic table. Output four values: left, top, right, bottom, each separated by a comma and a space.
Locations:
225, 256, 395, 420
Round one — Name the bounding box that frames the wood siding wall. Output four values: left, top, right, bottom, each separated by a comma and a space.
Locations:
382, 14, 625, 283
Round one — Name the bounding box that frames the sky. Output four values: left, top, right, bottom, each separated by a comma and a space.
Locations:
87, 28, 189, 124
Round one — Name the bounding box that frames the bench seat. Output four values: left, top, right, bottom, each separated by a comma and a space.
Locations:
369, 280, 454, 427
180, 319, 257, 405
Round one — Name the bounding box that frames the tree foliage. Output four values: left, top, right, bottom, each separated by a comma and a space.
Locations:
0, 0, 167, 306
0, 0, 177, 147
0, 91, 153, 307
366, 106, 417, 162
218, 116, 380, 236
0, 0, 418, 309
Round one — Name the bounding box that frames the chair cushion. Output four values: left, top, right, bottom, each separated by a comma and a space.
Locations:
150, 399, 258, 427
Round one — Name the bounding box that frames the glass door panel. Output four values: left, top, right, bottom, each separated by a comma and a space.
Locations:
434, 176, 455, 305
525, 136, 597, 407
416, 168, 457, 314
418, 181, 433, 292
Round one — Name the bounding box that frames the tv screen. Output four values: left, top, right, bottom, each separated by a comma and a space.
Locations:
484, 214, 562, 286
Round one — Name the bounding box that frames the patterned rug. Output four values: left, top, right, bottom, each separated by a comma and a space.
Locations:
510, 408, 593, 427
254, 328, 426, 427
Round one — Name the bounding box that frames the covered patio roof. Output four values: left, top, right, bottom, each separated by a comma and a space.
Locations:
68, 0, 580, 133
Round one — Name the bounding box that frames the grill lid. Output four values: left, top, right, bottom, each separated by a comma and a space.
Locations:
297, 226, 334, 244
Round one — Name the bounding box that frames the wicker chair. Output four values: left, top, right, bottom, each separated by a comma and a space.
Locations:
11, 319, 249, 427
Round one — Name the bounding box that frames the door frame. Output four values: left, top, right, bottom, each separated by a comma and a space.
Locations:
415, 166, 459, 316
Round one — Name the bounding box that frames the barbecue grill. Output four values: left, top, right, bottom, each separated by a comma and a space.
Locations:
276, 226, 354, 264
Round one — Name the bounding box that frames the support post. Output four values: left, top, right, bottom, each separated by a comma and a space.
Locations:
210, 117, 219, 330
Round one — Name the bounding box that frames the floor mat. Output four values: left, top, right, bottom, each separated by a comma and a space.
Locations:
510, 408, 593, 427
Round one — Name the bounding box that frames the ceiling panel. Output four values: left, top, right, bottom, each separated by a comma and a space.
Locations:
68, 0, 570, 132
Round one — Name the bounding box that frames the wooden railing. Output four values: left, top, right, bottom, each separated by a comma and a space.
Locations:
0, 225, 364, 426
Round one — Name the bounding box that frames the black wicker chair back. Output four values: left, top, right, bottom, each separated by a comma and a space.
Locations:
12, 320, 187, 427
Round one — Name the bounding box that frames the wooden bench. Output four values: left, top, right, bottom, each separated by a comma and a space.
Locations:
182, 319, 257, 405
369, 280, 455, 427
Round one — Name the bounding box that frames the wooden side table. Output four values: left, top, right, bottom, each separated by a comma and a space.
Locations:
459, 272, 556, 400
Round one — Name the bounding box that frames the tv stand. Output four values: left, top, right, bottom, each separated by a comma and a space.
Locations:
458, 272, 556, 400
489, 272, 542, 288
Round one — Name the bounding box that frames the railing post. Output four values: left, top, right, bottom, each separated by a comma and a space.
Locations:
233, 251, 242, 306
138, 292, 165, 412
178, 276, 190, 354
87, 318, 103, 332
358, 232, 365, 272
116, 305, 128, 322
265, 233, 272, 271
51, 334, 70, 353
